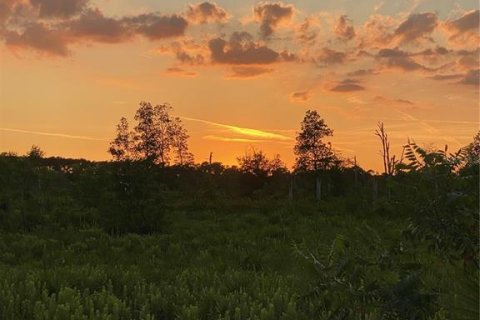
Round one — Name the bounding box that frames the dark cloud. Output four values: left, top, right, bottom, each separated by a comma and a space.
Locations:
428, 74, 463, 81
329, 79, 365, 92
334, 15, 355, 40
416, 46, 450, 56
382, 56, 428, 71
30, 0, 87, 18
126, 13, 188, 40
290, 91, 311, 102
209, 32, 280, 64
377, 48, 409, 57
227, 66, 273, 78
459, 69, 479, 86
393, 12, 437, 43
347, 69, 376, 77
165, 67, 197, 77
318, 48, 346, 64
296, 17, 318, 44
280, 50, 296, 61
4, 22, 69, 56
186, 2, 229, 24
445, 10, 479, 41
254, 2, 294, 38
395, 99, 414, 105
376, 48, 432, 72
68, 9, 131, 43
175, 50, 205, 65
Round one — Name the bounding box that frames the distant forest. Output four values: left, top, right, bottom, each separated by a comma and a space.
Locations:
0, 101, 478, 319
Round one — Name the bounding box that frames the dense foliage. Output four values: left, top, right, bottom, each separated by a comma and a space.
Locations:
0, 139, 477, 319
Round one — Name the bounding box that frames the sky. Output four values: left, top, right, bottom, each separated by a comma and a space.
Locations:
0, 0, 478, 171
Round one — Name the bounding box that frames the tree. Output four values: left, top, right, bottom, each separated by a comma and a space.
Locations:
26, 145, 45, 159
466, 131, 480, 165
108, 117, 132, 161
108, 101, 193, 165
374, 122, 397, 175
294, 110, 335, 171
133, 102, 172, 164
237, 149, 286, 177
170, 116, 194, 165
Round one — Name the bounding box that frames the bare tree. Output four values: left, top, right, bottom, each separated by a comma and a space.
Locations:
375, 122, 397, 175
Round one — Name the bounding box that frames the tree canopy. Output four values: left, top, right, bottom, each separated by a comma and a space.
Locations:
294, 110, 336, 171
109, 101, 193, 165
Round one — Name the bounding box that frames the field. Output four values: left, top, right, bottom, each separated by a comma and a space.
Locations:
0, 200, 475, 320
0, 154, 478, 319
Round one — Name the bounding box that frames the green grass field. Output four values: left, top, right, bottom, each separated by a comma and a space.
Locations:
0, 200, 472, 320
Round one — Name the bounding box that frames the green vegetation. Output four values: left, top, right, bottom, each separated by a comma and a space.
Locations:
0, 106, 478, 319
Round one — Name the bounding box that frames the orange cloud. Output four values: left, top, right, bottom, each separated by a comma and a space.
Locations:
186, 2, 230, 24
227, 66, 274, 78
334, 15, 355, 40
209, 32, 280, 65
290, 91, 312, 102
182, 117, 292, 141
254, 2, 295, 38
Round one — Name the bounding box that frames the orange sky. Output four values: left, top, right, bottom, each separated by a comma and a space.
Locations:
0, 0, 478, 171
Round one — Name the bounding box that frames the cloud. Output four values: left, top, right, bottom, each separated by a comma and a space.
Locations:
444, 10, 479, 44
377, 48, 408, 57
186, 2, 229, 24
296, 17, 319, 44
30, 0, 87, 18
334, 15, 355, 40
209, 32, 280, 64
381, 56, 429, 71
459, 69, 479, 86
0, 127, 107, 141
165, 67, 198, 77
227, 66, 273, 78
428, 74, 463, 81
4, 22, 69, 56
318, 48, 347, 64
395, 98, 414, 105
254, 2, 294, 38
328, 79, 365, 92
347, 69, 377, 77
155, 40, 207, 65
68, 9, 132, 43
290, 91, 311, 102
203, 135, 264, 143
126, 13, 188, 40
357, 14, 397, 48
182, 116, 292, 141
376, 48, 432, 72
1, 3, 190, 56
393, 12, 437, 44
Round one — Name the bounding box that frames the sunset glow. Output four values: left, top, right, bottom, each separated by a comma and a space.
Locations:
1, 0, 478, 171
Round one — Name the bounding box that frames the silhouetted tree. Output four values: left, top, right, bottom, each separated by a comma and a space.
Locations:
294, 110, 335, 171
375, 122, 398, 175
466, 131, 480, 165
27, 145, 45, 159
109, 117, 133, 161
170, 116, 194, 165
109, 101, 193, 166
237, 149, 286, 177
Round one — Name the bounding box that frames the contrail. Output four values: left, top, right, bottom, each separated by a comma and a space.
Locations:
0, 128, 108, 141
181, 116, 292, 141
